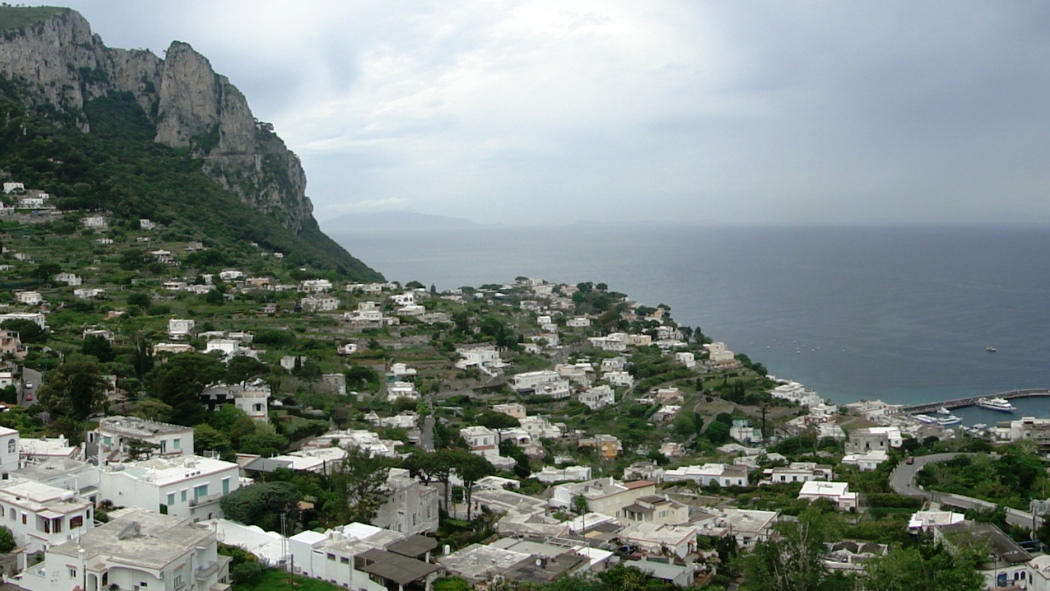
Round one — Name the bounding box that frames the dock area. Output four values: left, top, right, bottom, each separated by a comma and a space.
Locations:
901, 388, 1050, 414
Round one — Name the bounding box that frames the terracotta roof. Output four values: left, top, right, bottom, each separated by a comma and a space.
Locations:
624, 480, 656, 489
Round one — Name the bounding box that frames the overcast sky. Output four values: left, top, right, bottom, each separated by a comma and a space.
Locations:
51, 1, 1050, 226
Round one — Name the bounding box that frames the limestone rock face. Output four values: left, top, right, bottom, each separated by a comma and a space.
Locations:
0, 9, 313, 233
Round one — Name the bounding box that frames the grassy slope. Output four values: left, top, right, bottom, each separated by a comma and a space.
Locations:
0, 6, 68, 33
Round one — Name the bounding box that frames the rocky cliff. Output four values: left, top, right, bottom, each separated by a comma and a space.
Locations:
0, 8, 313, 233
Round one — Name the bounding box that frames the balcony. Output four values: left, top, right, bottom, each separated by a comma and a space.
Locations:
195, 561, 220, 580
188, 492, 223, 507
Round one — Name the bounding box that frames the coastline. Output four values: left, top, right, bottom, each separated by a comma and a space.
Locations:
331, 224, 1050, 408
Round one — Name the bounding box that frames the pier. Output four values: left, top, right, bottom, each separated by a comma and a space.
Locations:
901, 388, 1050, 414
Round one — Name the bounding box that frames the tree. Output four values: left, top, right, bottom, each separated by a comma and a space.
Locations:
672, 411, 698, 438
572, 494, 589, 516
862, 544, 983, 591
226, 356, 269, 385
329, 446, 393, 524
705, 420, 731, 444
145, 352, 225, 426
457, 451, 494, 520
220, 482, 301, 531
126, 292, 151, 308
476, 411, 520, 443
1, 319, 46, 344
194, 423, 232, 457
0, 525, 14, 553
131, 398, 173, 423
81, 334, 115, 362
125, 438, 161, 460
740, 510, 836, 591
37, 359, 107, 421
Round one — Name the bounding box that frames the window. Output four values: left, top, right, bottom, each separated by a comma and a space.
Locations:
22, 514, 26, 525
193, 484, 208, 499
222, 478, 230, 495
327, 553, 336, 561
168, 493, 176, 506
340, 557, 349, 564
6, 440, 13, 454
173, 574, 183, 588
69, 568, 77, 579
173, 438, 181, 450
181, 490, 187, 502
70, 515, 83, 529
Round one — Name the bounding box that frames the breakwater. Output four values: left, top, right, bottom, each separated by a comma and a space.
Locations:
901, 388, 1050, 414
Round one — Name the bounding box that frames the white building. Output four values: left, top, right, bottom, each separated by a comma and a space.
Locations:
798, 481, 858, 511
841, 450, 890, 471
98, 455, 240, 523
730, 420, 763, 445
674, 352, 696, 369
289, 523, 440, 591
535, 465, 593, 483
567, 317, 591, 328
15, 291, 43, 305
705, 341, 736, 364
0, 426, 19, 478
588, 333, 628, 352
662, 464, 749, 488
19, 508, 228, 591
387, 381, 418, 402
519, 415, 564, 440
578, 385, 615, 410
300, 294, 340, 312
91, 416, 194, 461
73, 288, 106, 299
299, 279, 333, 293
373, 468, 439, 535
511, 370, 561, 392
455, 345, 507, 376
52, 273, 81, 286
0, 478, 94, 554
82, 215, 107, 228
167, 318, 195, 340
604, 371, 635, 388
763, 462, 834, 485
697, 508, 779, 550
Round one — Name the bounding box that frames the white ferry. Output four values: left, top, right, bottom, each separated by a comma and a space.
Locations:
936, 415, 962, 426
975, 397, 1016, 412
913, 414, 937, 424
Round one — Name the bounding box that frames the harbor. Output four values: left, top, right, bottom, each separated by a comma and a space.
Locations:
901, 388, 1050, 415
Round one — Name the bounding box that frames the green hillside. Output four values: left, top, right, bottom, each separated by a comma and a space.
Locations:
0, 6, 68, 33
0, 77, 382, 281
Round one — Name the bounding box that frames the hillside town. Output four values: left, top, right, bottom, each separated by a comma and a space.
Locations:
0, 180, 1044, 591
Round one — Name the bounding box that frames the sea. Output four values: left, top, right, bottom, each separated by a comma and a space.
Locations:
329, 224, 1050, 421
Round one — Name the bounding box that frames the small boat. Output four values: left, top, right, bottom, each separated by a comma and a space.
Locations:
913, 414, 936, 424
936, 415, 962, 426
986, 346, 997, 352
973, 423, 987, 430
976, 397, 1015, 412
937, 407, 951, 415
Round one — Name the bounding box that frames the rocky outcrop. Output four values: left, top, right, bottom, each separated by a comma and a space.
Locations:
0, 9, 314, 233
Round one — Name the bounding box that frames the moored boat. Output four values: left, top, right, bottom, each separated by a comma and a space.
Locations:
975, 397, 1015, 412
